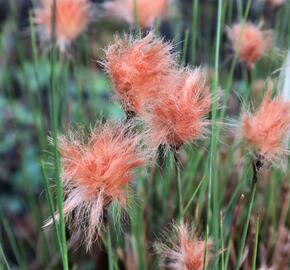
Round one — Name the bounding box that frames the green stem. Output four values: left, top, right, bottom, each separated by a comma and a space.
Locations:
251, 215, 259, 270
204, 0, 223, 268
220, 210, 225, 270
181, 29, 190, 66
107, 229, 114, 270
40, 161, 63, 258
49, 1, 69, 269
182, 176, 205, 217
133, 0, 139, 33
235, 183, 257, 270
191, 0, 199, 64
0, 235, 11, 270
176, 163, 183, 222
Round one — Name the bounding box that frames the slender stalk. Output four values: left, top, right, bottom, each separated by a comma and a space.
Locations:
224, 192, 245, 269
107, 229, 114, 270
28, 12, 46, 149
176, 163, 183, 221
204, 0, 223, 268
235, 182, 257, 270
251, 215, 259, 270
40, 161, 63, 257
49, 1, 69, 269
220, 210, 225, 270
2, 218, 26, 269
246, 68, 253, 102
0, 237, 11, 270
182, 176, 205, 217
191, 0, 199, 64
181, 29, 190, 66
133, 0, 139, 33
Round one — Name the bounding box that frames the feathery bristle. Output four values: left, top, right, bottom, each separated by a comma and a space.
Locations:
242, 83, 290, 165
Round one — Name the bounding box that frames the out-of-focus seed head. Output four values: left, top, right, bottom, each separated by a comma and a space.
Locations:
155, 223, 213, 270
267, 0, 286, 8
34, 0, 92, 51
227, 22, 272, 69
103, 0, 169, 29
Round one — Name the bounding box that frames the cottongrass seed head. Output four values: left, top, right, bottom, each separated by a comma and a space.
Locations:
267, 0, 286, 8
47, 122, 147, 249
104, 32, 177, 114
155, 222, 213, 270
34, 0, 92, 51
242, 82, 290, 166
144, 68, 212, 150
103, 0, 169, 29
227, 22, 272, 69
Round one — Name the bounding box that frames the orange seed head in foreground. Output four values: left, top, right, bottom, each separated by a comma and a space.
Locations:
227, 22, 271, 69
34, 0, 92, 51
49, 122, 146, 248
242, 85, 290, 165
103, 0, 169, 29
104, 32, 177, 114
145, 68, 211, 149
155, 223, 212, 270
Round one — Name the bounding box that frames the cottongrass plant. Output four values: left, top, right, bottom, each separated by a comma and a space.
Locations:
103, 0, 169, 29
242, 82, 290, 169
155, 222, 213, 270
104, 32, 177, 116
227, 22, 272, 69
46, 121, 148, 249
267, 0, 286, 8
34, 0, 93, 51
144, 68, 212, 152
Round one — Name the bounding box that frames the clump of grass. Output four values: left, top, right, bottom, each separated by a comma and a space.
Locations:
1, 1, 290, 269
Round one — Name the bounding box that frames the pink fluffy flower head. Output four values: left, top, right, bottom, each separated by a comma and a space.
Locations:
104, 32, 177, 115
267, 0, 286, 8
47, 122, 146, 248
103, 0, 169, 29
227, 22, 272, 69
145, 68, 212, 150
242, 84, 290, 165
34, 0, 92, 51
155, 223, 213, 270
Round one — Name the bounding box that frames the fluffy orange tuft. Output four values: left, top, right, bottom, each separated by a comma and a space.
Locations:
242, 85, 290, 165
48, 122, 146, 248
227, 22, 271, 69
155, 223, 213, 270
103, 0, 169, 29
144, 68, 211, 149
104, 32, 177, 114
34, 0, 92, 51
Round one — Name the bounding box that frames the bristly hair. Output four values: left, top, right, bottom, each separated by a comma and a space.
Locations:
227, 22, 272, 69
45, 121, 147, 249
103, 0, 169, 29
144, 67, 212, 151
103, 32, 178, 115
242, 81, 290, 167
34, 0, 93, 52
154, 222, 213, 270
